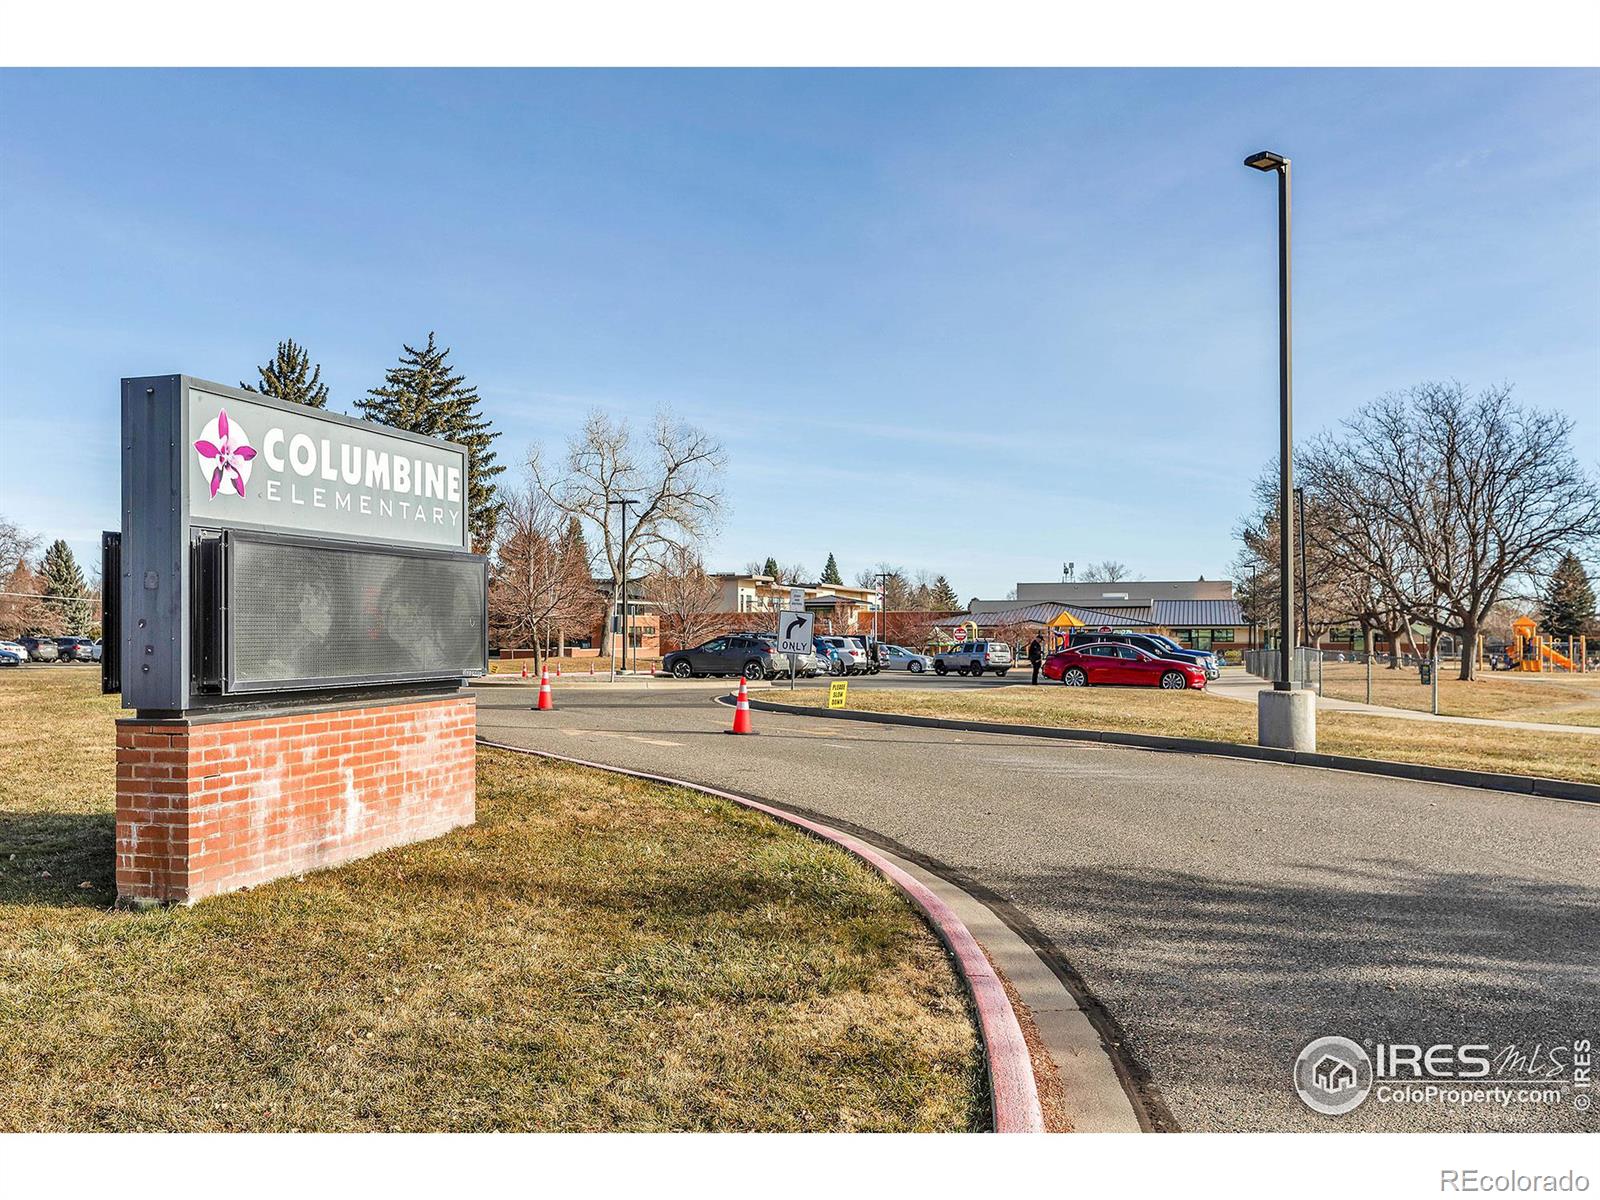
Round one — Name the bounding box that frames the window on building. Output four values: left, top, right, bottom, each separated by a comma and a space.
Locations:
1170, 629, 1193, 647
1211, 629, 1235, 645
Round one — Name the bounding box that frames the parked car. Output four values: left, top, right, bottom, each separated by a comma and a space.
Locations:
662, 634, 787, 680
882, 644, 933, 673
812, 639, 842, 675
1043, 642, 1207, 690
1066, 629, 1219, 679
54, 635, 97, 662
91, 640, 103, 662
0, 639, 28, 662
932, 640, 1013, 677
19, 636, 60, 662
749, 632, 822, 677
816, 635, 872, 675
0, 646, 22, 668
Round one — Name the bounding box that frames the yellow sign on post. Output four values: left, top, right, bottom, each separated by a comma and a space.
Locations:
827, 680, 849, 709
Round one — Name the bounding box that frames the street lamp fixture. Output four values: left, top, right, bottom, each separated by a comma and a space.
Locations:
1243, 150, 1288, 172
1243, 147, 1295, 692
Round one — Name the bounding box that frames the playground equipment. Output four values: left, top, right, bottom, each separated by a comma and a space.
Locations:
1507, 616, 1585, 672
1047, 610, 1085, 653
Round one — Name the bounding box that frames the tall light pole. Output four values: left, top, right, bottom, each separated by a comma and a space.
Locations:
872, 571, 892, 651
1245, 149, 1295, 691
607, 497, 638, 674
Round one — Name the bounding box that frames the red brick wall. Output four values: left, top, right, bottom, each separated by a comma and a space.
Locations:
116, 692, 476, 905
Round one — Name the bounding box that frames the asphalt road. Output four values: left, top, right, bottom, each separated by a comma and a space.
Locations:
475, 682, 1599, 1132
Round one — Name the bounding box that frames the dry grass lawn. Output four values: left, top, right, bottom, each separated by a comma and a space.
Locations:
779, 684, 1600, 785
1316, 661, 1600, 727
0, 669, 984, 1131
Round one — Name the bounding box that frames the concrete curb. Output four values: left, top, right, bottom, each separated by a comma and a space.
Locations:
734, 697, 1600, 804
477, 738, 1047, 1134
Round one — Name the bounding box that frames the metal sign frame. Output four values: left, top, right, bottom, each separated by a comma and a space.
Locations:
120, 374, 477, 714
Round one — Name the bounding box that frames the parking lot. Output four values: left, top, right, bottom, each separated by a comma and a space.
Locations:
475, 682, 1599, 1132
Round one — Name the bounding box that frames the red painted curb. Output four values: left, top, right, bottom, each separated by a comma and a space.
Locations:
478, 738, 1047, 1134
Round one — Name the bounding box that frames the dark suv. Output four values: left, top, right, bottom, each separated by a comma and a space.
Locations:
54, 636, 97, 662
663, 634, 787, 680
1066, 629, 1218, 679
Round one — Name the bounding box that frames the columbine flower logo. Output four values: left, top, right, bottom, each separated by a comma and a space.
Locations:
193, 408, 257, 499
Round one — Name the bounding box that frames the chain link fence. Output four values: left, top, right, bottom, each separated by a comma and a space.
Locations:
1245, 646, 1477, 713
1243, 646, 1325, 691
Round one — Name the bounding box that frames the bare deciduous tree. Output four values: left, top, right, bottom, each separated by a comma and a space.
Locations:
1312, 383, 1600, 679
855, 564, 910, 610
1078, 560, 1133, 583
0, 515, 44, 639
532, 410, 726, 655
643, 545, 724, 652
1243, 382, 1600, 680
489, 478, 595, 672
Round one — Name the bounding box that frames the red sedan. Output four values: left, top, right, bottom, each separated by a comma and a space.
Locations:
1041, 641, 1207, 690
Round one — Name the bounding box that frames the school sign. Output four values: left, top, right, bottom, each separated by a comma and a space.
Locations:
108, 375, 485, 904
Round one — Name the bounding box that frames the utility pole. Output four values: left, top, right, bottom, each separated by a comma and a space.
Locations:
872, 571, 892, 662
607, 497, 638, 674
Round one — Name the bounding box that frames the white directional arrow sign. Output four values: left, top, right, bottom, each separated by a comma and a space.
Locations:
777, 610, 815, 655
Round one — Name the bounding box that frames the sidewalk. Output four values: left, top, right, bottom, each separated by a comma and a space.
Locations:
1211, 669, 1600, 736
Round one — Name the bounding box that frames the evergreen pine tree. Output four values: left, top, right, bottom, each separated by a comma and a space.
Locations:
39, 539, 91, 634
242, 338, 330, 407
930, 575, 960, 610
358, 333, 504, 552
562, 515, 592, 576
821, 552, 842, 585
1541, 552, 1597, 638
762, 556, 780, 578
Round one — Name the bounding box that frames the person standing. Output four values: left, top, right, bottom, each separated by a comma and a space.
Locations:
1028, 635, 1044, 685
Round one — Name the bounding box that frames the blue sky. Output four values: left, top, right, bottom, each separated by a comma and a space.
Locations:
2, 68, 1596, 600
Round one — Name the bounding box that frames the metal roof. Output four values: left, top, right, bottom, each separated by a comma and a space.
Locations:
1151, 599, 1245, 627
935, 603, 1073, 627
1056, 604, 1160, 628
939, 602, 1166, 629
940, 600, 1243, 630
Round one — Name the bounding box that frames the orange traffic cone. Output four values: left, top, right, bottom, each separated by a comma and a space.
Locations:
556, 663, 562, 677
520, 663, 528, 679
534, 668, 554, 711
727, 676, 754, 735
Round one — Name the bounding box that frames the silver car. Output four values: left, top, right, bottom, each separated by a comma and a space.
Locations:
883, 644, 932, 674
932, 639, 1014, 677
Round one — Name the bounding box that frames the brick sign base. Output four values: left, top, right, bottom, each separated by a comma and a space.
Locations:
115, 691, 476, 905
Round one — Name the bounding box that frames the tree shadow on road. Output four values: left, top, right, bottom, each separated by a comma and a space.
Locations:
999, 856, 1599, 1131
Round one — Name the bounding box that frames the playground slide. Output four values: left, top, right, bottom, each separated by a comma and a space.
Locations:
1542, 643, 1576, 670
